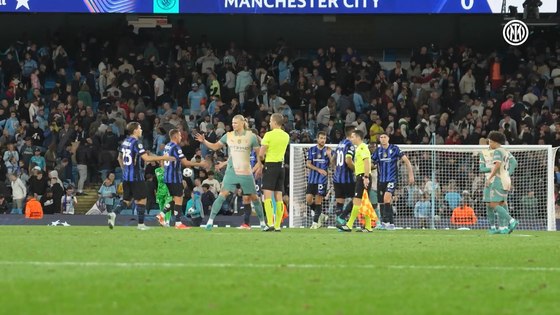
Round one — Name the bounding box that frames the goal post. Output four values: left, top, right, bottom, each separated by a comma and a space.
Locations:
289, 144, 557, 231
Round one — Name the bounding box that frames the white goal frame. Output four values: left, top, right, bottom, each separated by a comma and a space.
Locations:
288, 144, 556, 231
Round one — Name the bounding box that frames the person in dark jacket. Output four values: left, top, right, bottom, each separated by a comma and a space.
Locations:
0, 194, 10, 214
28, 170, 49, 200
200, 183, 215, 216
26, 120, 44, 147
40, 188, 56, 215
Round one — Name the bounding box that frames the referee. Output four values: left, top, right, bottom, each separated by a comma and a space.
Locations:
259, 113, 290, 232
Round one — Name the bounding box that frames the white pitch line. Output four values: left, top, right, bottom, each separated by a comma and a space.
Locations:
0, 261, 557, 272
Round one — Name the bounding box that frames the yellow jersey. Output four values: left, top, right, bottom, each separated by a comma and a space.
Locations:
354, 142, 370, 175
369, 124, 384, 143
261, 128, 289, 163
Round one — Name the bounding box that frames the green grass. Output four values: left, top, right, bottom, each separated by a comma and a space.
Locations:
1, 227, 560, 315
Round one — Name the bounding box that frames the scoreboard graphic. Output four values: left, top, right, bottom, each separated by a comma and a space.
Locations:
0, 0, 556, 14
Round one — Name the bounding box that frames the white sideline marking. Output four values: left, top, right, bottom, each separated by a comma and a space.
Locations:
0, 261, 557, 272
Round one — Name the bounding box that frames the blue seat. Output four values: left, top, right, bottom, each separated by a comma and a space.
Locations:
383, 50, 397, 62
120, 209, 134, 215
11, 209, 22, 214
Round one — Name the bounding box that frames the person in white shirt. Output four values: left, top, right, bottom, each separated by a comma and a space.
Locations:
152, 73, 165, 106
10, 173, 26, 209
202, 171, 220, 196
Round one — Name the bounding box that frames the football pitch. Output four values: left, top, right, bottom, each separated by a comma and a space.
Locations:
1, 227, 559, 315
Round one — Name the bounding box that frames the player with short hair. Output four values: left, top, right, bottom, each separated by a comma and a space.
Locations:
109, 122, 174, 230
337, 130, 373, 232
484, 131, 518, 234
260, 113, 290, 232
334, 126, 356, 226
195, 115, 266, 230
236, 129, 264, 229
156, 129, 206, 229
371, 133, 414, 230
306, 131, 333, 229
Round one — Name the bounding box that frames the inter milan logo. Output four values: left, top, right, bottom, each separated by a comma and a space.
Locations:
156, 0, 176, 10
238, 139, 242, 144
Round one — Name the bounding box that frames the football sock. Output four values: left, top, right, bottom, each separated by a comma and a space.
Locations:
386, 204, 394, 224
274, 201, 284, 229
494, 205, 512, 226
486, 206, 496, 228
335, 203, 344, 217
113, 200, 127, 214
340, 202, 353, 220
364, 214, 372, 230
163, 201, 174, 214
346, 205, 360, 229
379, 203, 387, 222
136, 204, 146, 224
264, 199, 274, 226
241, 205, 249, 225
313, 205, 323, 223
251, 201, 265, 223
174, 204, 183, 224
209, 195, 226, 221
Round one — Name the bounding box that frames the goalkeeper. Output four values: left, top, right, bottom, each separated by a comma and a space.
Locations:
155, 165, 173, 226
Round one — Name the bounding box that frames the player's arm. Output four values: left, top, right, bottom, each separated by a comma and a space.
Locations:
141, 154, 174, 163
117, 152, 124, 169
216, 158, 229, 171
195, 133, 226, 151
363, 157, 371, 177
253, 146, 263, 179
345, 144, 355, 170
479, 152, 491, 173
487, 154, 502, 185
401, 155, 414, 183
181, 157, 205, 168
259, 133, 270, 162
253, 147, 263, 172
508, 156, 517, 176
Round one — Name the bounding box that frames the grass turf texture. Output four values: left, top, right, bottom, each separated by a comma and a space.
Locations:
1, 227, 559, 315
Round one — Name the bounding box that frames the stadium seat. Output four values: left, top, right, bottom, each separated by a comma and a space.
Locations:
383, 50, 397, 62
11, 209, 22, 214
120, 209, 134, 215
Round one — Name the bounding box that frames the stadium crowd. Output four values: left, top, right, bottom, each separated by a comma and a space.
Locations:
0, 20, 559, 222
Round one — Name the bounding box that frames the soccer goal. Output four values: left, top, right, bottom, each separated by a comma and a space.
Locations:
289, 144, 557, 231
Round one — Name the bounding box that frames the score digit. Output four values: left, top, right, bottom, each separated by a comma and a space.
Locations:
461, 0, 473, 10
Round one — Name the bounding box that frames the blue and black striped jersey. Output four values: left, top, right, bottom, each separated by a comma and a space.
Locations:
307, 145, 329, 185
163, 142, 185, 184
120, 137, 146, 182
333, 139, 355, 184
371, 144, 404, 183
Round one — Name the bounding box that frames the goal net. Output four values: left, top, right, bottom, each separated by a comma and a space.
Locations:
289, 144, 557, 231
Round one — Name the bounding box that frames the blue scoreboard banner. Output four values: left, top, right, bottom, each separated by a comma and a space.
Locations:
0, 0, 556, 14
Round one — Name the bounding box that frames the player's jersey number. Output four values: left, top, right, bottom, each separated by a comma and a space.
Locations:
336, 151, 344, 166
122, 149, 132, 166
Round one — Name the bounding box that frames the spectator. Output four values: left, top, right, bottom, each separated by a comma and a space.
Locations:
10, 173, 26, 210
200, 183, 215, 216
202, 171, 220, 196
61, 187, 77, 214
40, 188, 56, 215
29, 169, 49, 200
98, 178, 117, 213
